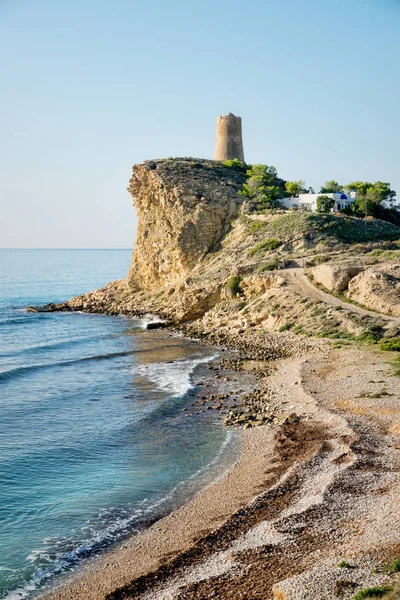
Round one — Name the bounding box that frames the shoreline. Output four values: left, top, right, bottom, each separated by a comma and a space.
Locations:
31, 343, 260, 599
42, 347, 324, 600
44, 413, 278, 600
42, 340, 400, 600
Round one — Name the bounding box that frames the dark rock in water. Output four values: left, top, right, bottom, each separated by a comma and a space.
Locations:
26, 303, 71, 313
146, 321, 168, 330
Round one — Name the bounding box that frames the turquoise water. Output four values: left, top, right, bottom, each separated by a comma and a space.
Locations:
0, 250, 231, 599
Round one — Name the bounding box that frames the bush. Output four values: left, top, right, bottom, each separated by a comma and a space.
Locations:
249, 238, 281, 256
258, 259, 280, 271
279, 323, 292, 332
308, 254, 330, 266
352, 587, 393, 599
338, 560, 353, 569
226, 276, 242, 297
248, 220, 267, 233
389, 558, 400, 573
357, 327, 384, 344
222, 158, 248, 172
379, 338, 400, 352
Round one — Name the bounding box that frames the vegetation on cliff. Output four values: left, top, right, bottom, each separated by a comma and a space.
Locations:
223, 162, 399, 226
243, 213, 400, 244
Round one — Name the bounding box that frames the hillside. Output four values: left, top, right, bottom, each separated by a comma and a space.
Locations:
43, 158, 400, 345
246, 212, 400, 244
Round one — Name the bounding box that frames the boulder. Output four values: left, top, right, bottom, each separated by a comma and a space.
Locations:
311, 263, 363, 292
348, 263, 400, 316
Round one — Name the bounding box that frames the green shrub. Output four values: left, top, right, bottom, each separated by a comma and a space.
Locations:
367, 249, 400, 260
309, 254, 330, 266
248, 220, 266, 233
222, 158, 248, 172
379, 338, 400, 352
352, 587, 393, 599
226, 276, 242, 297
249, 238, 281, 256
357, 327, 384, 344
338, 560, 353, 569
293, 325, 304, 334
258, 259, 280, 272
316, 195, 335, 213
279, 323, 292, 332
389, 558, 400, 573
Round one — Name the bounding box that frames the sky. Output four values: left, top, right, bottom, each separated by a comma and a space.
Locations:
1, 0, 399, 248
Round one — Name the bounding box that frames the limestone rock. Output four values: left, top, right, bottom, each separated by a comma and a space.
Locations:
348, 263, 400, 316
311, 263, 363, 292
127, 158, 245, 291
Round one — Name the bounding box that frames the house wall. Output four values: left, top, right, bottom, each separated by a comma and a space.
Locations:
281, 192, 357, 213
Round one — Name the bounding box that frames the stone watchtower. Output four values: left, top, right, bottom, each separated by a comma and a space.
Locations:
213, 113, 244, 162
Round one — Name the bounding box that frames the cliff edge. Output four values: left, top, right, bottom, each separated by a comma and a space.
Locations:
127, 158, 245, 290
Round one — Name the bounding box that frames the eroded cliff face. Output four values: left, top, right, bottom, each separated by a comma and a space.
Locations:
127, 158, 246, 290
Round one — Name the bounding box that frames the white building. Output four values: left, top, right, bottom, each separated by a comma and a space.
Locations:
280, 191, 357, 213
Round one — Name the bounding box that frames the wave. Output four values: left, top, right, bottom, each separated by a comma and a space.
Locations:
0, 314, 50, 327
0, 333, 117, 358
0, 349, 151, 384
137, 314, 166, 330
3, 430, 235, 600
133, 354, 218, 398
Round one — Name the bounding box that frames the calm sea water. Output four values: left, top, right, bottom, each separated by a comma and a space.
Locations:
0, 250, 233, 599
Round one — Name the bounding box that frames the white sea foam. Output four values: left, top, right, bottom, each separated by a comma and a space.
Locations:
138, 314, 166, 330
5, 427, 235, 600
133, 355, 218, 397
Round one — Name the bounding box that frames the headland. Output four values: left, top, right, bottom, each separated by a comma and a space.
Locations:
37, 153, 400, 599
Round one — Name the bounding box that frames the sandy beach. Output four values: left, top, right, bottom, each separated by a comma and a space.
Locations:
42, 341, 400, 600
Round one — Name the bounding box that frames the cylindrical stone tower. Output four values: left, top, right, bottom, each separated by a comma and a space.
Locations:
214, 113, 244, 162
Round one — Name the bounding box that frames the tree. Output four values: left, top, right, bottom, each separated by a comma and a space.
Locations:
320, 180, 343, 193
316, 195, 335, 213
285, 179, 307, 197
238, 164, 286, 210
345, 181, 397, 217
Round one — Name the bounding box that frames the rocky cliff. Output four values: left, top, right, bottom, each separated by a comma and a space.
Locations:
127, 158, 245, 290
43, 160, 400, 342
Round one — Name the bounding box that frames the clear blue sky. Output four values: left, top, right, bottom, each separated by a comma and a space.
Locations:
1, 0, 399, 248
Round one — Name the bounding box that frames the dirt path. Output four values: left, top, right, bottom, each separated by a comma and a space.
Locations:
283, 266, 400, 327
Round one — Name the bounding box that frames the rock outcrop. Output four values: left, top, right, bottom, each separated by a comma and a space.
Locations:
127, 158, 245, 291
348, 263, 400, 316
311, 263, 363, 292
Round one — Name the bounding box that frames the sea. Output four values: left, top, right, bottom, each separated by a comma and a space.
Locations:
0, 249, 235, 599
